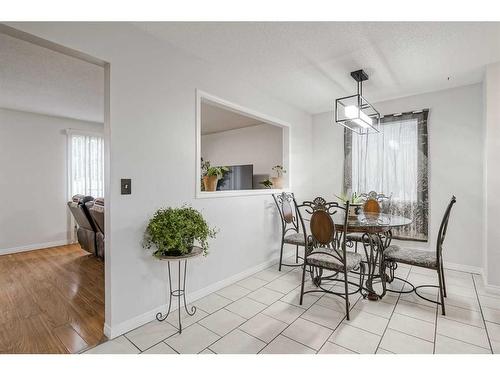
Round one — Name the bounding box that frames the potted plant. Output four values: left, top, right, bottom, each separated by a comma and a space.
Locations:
204, 166, 229, 191
335, 192, 364, 218
143, 206, 217, 257
270, 165, 286, 189
200, 158, 210, 191
201, 158, 229, 192
259, 179, 273, 189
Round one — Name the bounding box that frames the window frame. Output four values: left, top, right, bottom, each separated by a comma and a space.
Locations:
195, 89, 291, 199
343, 109, 429, 242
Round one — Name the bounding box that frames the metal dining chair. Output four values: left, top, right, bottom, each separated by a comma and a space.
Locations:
347, 191, 391, 253
299, 198, 364, 320
272, 192, 308, 271
382, 196, 457, 315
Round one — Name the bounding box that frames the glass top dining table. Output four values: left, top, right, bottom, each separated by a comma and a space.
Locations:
304, 212, 412, 231
333, 212, 412, 232
304, 212, 413, 300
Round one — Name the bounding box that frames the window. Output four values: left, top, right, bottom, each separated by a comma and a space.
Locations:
196, 90, 290, 198
67, 130, 105, 198
344, 110, 429, 241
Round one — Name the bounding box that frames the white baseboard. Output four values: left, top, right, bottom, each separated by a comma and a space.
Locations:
0, 239, 73, 256
481, 274, 500, 296
104, 249, 295, 339
444, 261, 483, 275
443, 263, 500, 296
484, 283, 500, 296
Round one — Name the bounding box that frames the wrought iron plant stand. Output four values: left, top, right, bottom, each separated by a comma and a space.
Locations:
155, 246, 203, 334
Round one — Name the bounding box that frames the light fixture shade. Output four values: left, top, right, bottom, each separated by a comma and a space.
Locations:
335, 94, 380, 135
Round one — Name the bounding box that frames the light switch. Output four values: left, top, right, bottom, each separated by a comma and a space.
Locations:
121, 179, 131, 195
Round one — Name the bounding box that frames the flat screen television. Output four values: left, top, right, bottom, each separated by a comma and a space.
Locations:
217, 164, 253, 191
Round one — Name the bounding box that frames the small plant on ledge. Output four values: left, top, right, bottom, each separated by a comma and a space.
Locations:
335, 192, 364, 218
143, 206, 217, 257
259, 179, 273, 189
335, 191, 364, 205
272, 165, 286, 178
271, 165, 287, 189
201, 158, 229, 192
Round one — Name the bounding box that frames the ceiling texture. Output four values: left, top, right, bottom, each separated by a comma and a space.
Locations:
0, 32, 104, 123
135, 22, 500, 114
2, 23, 500, 123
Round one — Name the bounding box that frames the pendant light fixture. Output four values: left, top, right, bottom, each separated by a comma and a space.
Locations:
335, 69, 380, 135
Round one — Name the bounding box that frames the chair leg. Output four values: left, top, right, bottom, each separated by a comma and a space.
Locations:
437, 267, 446, 315
299, 263, 307, 305
278, 239, 284, 272
344, 272, 350, 320
295, 244, 299, 264
440, 263, 447, 298
354, 241, 358, 254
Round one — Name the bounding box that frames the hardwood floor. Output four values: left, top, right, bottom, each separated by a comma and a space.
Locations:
0, 244, 105, 353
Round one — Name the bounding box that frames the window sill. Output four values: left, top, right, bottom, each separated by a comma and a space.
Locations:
196, 188, 287, 199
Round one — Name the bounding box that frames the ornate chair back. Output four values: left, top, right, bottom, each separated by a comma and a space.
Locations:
436, 196, 457, 263
360, 191, 391, 214
273, 192, 307, 239
302, 197, 350, 269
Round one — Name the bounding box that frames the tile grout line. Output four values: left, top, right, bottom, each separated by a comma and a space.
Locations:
257, 291, 330, 353
98, 259, 491, 355
125, 281, 254, 354
276, 279, 347, 351
316, 290, 364, 354
103, 258, 297, 354
122, 334, 143, 353
436, 333, 492, 351
471, 273, 494, 354
432, 295, 438, 354
198, 313, 267, 354
194, 260, 305, 353
130, 304, 214, 354
373, 265, 409, 354
256, 275, 352, 353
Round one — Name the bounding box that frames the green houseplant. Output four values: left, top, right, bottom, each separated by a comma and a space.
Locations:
259, 179, 273, 189
201, 158, 229, 192
335, 192, 364, 218
143, 206, 217, 257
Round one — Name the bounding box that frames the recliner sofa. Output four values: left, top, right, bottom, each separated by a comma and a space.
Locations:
88, 197, 105, 258
67, 194, 97, 254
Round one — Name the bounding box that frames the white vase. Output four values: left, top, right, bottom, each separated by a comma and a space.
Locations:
349, 204, 362, 218
270, 176, 283, 189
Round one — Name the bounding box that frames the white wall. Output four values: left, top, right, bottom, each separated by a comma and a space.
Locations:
311, 111, 345, 198
485, 62, 500, 288
312, 84, 485, 271
201, 124, 283, 176
0, 108, 103, 253
5, 23, 313, 336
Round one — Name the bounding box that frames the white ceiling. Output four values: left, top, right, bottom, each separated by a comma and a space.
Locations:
135, 22, 500, 114
201, 100, 264, 135
0, 32, 104, 123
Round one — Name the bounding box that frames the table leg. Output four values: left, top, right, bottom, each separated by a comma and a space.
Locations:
362, 233, 387, 300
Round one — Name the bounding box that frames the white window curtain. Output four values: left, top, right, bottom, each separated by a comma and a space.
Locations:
344, 110, 429, 241
67, 130, 105, 198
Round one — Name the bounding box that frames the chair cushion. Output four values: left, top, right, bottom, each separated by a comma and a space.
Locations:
307, 249, 362, 272
284, 232, 306, 246
384, 245, 437, 268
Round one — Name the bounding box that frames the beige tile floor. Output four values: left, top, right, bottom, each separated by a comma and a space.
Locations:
84, 256, 499, 354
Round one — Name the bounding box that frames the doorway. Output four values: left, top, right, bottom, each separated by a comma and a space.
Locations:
0, 24, 111, 353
